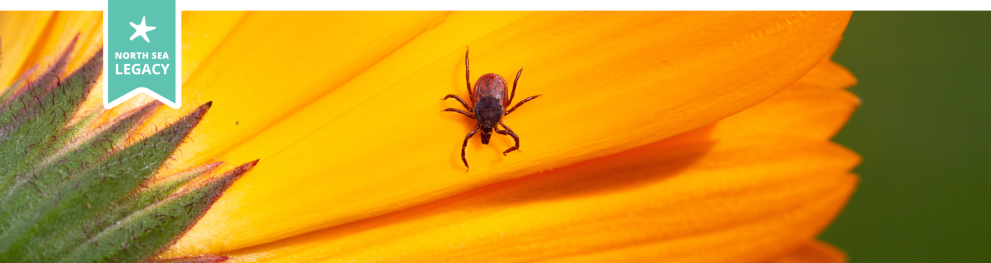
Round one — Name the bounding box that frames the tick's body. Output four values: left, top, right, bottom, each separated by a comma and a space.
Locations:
471, 73, 509, 137
444, 50, 540, 170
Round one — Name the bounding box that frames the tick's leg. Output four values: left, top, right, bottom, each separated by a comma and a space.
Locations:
505, 94, 541, 116
461, 124, 480, 170
509, 67, 523, 103
465, 49, 472, 98
444, 94, 472, 111
497, 121, 520, 155
444, 108, 475, 119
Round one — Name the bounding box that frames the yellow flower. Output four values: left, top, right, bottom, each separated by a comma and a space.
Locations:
1, 11, 858, 262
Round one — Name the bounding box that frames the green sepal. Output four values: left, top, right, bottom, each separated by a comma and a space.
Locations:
0, 66, 31, 105
0, 34, 257, 263
0, 40, 99, 188
58, 160, 258, 263
64, 161, 225, 261
0, 35, 77, 145
16, 48, 105, 172
126, 162, 224, 214
0, 102, 212, 262
0, 102, 160, 235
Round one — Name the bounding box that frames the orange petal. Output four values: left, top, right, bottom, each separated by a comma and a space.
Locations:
764, 241, 847, 263
0, 11, 54, 91
215, 134, 857, 262
194, 49, 861, 261
166, 11, 852, 255
800, 59, 857, 91
695, 60, 859, 142
7, 11, 103, 83
0, 11, 106, 134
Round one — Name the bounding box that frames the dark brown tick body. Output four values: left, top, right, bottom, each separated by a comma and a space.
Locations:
444, 49, 541, 170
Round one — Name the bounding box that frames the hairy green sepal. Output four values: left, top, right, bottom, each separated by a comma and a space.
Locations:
0, 36, 254, 263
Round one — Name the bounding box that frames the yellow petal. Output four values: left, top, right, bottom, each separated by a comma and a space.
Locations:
87, 11, 247, 136
180, 11, 248, 84
0, 11, 53, 91
167, 11, 852, 255
29, 11, 103, 74
138, 11, 449, 170
764, 241, 847, 263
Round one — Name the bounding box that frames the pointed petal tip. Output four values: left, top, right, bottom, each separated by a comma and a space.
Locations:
204, 101, 213, 107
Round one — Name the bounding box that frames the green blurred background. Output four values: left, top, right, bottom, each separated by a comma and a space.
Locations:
819, 12, 991, 262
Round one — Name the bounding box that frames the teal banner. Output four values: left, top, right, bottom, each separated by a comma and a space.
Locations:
105, 0, 179, 108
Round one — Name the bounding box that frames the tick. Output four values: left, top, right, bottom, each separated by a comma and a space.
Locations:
444, 49, 541, 170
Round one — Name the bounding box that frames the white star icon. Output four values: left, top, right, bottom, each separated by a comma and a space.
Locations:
129, 16, 156, 43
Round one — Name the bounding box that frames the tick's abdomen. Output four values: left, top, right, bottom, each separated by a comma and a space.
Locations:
472, 73, 509, 107
474, 96, 503, 129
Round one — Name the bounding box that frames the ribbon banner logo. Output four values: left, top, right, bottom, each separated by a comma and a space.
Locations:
105, 0, 180, 109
